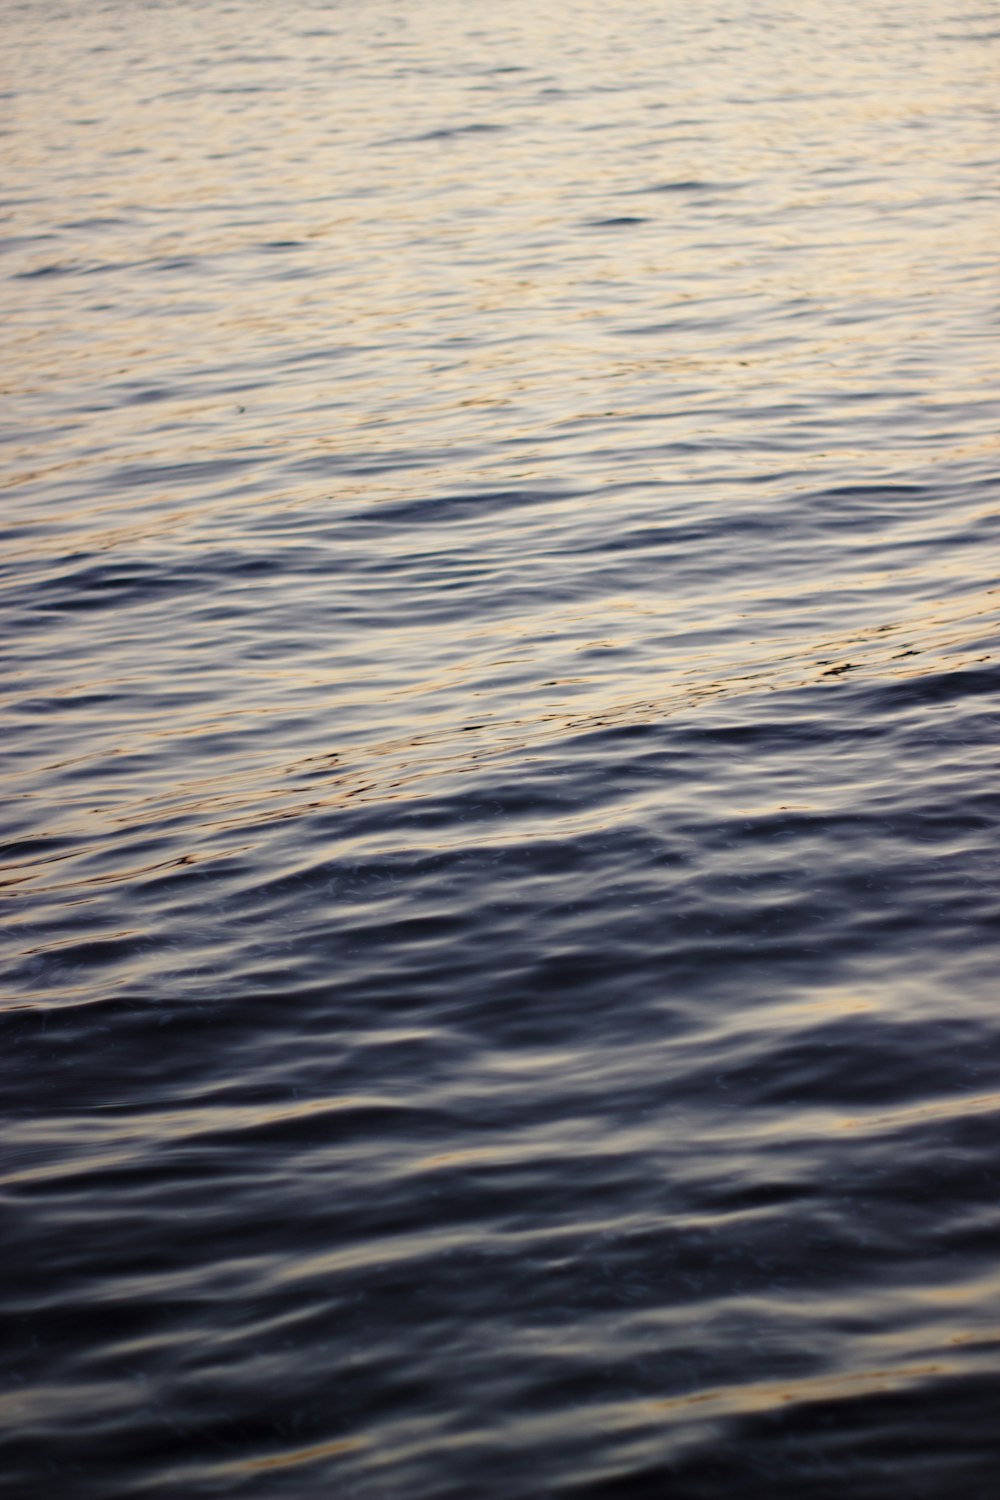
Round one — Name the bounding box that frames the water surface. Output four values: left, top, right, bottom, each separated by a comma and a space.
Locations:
2, 0, 999, 1495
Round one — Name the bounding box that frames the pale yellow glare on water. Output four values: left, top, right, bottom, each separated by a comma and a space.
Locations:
1, 0, 997, 850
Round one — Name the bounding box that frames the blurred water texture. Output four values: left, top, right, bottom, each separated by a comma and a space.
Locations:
1, 0, 999, 1495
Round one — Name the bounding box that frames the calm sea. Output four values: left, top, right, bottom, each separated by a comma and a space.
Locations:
2, 0, 999, 1494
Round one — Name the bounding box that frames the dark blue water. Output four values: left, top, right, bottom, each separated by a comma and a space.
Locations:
2, 0, 999, 1494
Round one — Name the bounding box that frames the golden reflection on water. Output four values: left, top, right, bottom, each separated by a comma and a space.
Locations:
236, 1434, 370, 1472
3, 577, 994, 886
644, 1360, 951, 1420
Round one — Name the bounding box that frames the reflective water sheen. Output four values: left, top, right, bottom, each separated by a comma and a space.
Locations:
2, 0, 999, 1494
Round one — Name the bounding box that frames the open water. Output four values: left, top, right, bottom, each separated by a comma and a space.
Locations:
2, 0, 999, 1495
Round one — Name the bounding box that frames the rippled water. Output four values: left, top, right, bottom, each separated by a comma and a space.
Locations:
2, 0, 999, 1494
